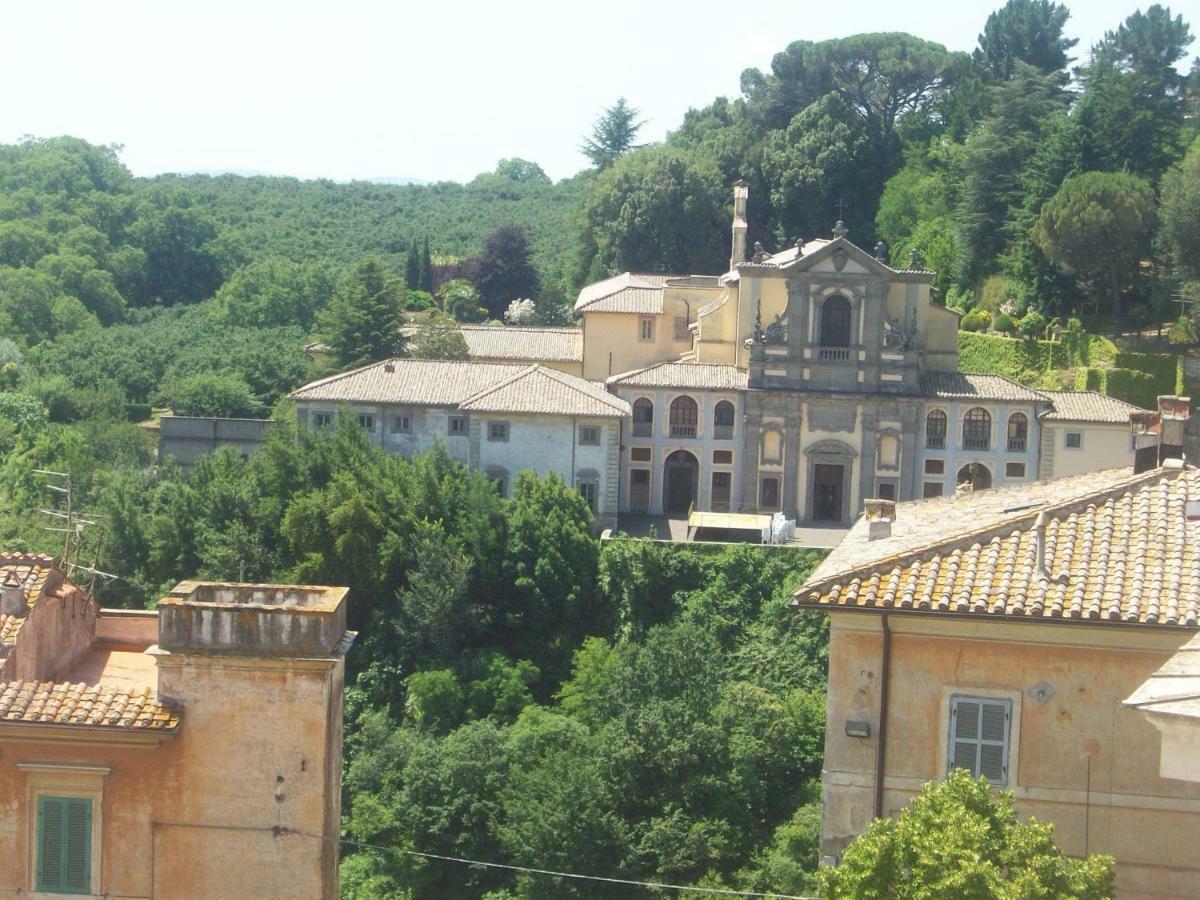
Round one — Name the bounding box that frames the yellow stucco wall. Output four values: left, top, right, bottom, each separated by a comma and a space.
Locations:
820, 612, 1200, 899
582, 288, 719, 379
1044, 423, 1134, 478
0, 654, 343, 898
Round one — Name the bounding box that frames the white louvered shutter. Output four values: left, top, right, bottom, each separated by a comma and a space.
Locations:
949, 696, 1011, 785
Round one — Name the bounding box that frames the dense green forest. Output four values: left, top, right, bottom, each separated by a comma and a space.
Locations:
0, 2, 1192, 895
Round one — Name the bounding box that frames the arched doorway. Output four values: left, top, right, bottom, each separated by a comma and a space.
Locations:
957, 463, 993, 492
663, 450, 699, 514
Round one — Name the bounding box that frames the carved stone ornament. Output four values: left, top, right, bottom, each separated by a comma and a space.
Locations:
882, 308, 921, 351
764, 313, 787, 345
832, 246, 849, 272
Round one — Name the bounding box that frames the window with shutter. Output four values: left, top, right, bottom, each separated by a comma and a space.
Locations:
37, 795, 92, 893
948, 696, 1011, 786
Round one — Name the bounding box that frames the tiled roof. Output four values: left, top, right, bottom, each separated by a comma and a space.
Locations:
1042, 390, 1147, 423
795, 465, 1200, 628
0, 681, 181, 731
574, 273, 675, 314
0, 554, 56, 647
458, 366, 630, 418
290, 359, 531, 406
291, 360, 628, 417
1124, 632, 1200, 719
459, 325, 582, 363
921, 372, 1046, 403
607, 362, 749, 391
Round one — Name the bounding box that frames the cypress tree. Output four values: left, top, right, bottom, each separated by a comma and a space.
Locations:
405, 240, 421, 290
419, 237, 433, 292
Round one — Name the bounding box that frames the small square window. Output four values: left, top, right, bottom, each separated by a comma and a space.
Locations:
1065, 431, 1082, 449
578, 480, 598, 511
712, 449, 733, 465
391, 414, 411, 434
923, 481, 944, 499
448, 415, 468, 436
358, 413, 375, 431
673, 316, 689, 340
924, 459, 945, 475
876, 481, 897, 501
487, 421, 509, 442
579, 425, 601, 446
314, 411, 335, 429
630, 447, 652, 462
1005, 462, 1026, 479
638, 317, 655, 342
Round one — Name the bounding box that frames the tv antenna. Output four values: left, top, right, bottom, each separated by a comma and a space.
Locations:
33, 469, 117, 595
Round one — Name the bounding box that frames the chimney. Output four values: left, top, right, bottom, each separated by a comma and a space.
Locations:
0, 570, 25, 616
1131, 396, 1191, 473
730, 180, 749, 271
864, 499, 896, 541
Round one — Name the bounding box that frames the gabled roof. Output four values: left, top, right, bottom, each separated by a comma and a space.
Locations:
607, 361, 749, 391
1042, 390, 1147, 424
290, 359, 628, 418
922, 372, 1047, 403
457, 325, 583, 363
574, 273, 675, 314
794, 466, 1200, 628
458, 365, 630, 418
290, 359, 532, 406
740, 235, 935, 280
0, 680, 181, 732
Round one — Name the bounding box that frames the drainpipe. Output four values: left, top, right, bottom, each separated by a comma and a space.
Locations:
874, 613, 892, 819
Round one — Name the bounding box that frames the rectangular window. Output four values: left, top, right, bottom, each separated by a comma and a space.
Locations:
630, 447, 652, 462
948, 696, 1012, 786
924, 459, 945, 475
579, 425, 601, 446
578, 480, 598, 511
487, 421, 509, 442
37, 795, 92, 894
1005, 462, 1026, 479
673, 316, 689, 340
712, 449, 733, 465
448, 415, 468, 436
391, 413, 411, 434
1065, 431, 1082, 449
760, 476, 781, 510
711, 471, 731, 510
638, 317, 655, 342
876, 480, 897, 501
487, 471, 508, 498
314, 411, 335, 429
923, 481, 944, 499
357, 413, 375, 431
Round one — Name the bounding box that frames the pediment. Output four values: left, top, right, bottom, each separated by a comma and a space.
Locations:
779, 237, 899, 278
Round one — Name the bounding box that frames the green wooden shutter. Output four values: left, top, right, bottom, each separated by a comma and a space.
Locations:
37, 795, 91, 894
949, 696, 1012, 786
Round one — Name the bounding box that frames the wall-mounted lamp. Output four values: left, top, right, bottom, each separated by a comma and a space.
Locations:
844, 719, 871, 738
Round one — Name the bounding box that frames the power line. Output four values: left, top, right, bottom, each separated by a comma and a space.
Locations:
293, 830, 819, 900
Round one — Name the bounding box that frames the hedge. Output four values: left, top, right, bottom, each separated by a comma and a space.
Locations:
957, 332, 1069, 380
1105, 369, 1160, 409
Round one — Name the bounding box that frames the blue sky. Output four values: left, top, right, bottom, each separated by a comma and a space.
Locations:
5, 0, 1193, 183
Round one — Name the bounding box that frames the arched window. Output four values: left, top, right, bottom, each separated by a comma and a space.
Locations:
632, 398, 653, 436
963, 407, 991, 451
669, 396, 698, 438
714, 400, 735, 439
819, 295, 852, 360
926, 409, 947, 449
1007, 413, 1028, 452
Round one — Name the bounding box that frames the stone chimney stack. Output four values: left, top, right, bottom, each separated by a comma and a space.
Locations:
0, 570, 25, 616
865, 499, 896, 541
730, 180, 749, 271
1131, 396, 1191, 473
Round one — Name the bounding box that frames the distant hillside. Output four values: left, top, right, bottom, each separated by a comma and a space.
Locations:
143, 164, 589, 290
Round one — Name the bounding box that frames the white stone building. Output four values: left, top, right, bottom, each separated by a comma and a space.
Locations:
290, 359, 629, 529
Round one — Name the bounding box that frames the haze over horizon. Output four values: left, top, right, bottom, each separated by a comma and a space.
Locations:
6, 0, 1193, 185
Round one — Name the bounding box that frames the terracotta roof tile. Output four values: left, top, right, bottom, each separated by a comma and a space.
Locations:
1042, 390, 1148, 423
0, 554, 56, 647
795, 466, 1200, 629
574, 273, 676, 314
922, 372, 1046, 403
458, 366, 630, 417
607, 362, 748, 391
458, 325, 582, 362
0, 680, 180, 731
